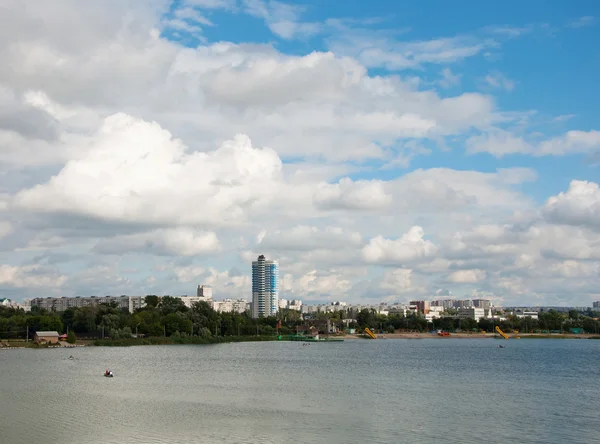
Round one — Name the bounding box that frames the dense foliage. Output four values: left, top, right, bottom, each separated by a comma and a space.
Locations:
66, 330, 77, 344
348, 308, 600, 334
0, 297, 289, 340
1, 298, 599, 341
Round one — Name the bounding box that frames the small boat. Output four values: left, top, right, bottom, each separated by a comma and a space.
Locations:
104, 370, 114, 377
498, 345, 505, 348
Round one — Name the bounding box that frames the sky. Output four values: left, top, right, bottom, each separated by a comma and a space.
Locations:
0, 0, 599, 306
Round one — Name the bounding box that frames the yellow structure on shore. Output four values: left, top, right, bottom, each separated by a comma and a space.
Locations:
495, 326, 509, 339
364, 327, 376, 339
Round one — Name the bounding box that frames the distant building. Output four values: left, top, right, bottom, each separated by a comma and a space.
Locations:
180, 296, 212, 308
278, 298, 288, 310
430, 299, 456, 309
197, 285, 213, 299
34, 331, 60, 344
0, 298, 25, 310
212, 299, 249, 313
472, 299, 491, 309
31, 296, 145, 313
593, 301, 600, 309
512, 310, 539, 320
20, 299, 32, 312
252, 255, 279, 318
424, 312, 440, 322
457, 307, 486, 320
410, 300, 430, 314
288, 300, 302, 311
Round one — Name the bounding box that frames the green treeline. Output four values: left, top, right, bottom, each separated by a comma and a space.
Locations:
351, 308, 600, 334
0, 296, 297, 341
2, 298, 600, 342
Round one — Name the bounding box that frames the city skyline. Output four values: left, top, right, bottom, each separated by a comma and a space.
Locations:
0, 2, 599, 307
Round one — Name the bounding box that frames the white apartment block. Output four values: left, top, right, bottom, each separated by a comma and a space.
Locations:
197, 285, 213, 299
288, 299, 302, 311
457, 307, 486, 320
20, 299, 32, 312
424, 313, 439, 322
179, 296, 212, 308
512, 310, 539, 320
472, 299, 492, 309
212, 299, 249, 314
30, 295, 146, 313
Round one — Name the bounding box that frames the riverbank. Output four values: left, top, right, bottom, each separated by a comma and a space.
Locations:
4, 332, 599, 349
1, 335, 279, 349
344, 332, 600, 339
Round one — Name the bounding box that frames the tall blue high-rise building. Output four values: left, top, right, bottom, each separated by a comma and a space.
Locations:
252, 254, 279, 318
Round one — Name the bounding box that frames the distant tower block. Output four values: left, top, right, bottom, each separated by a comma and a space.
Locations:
197, 285, 213, 300
252, 255, 279, 318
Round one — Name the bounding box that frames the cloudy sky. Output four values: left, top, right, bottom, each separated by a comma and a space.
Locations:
0, 0, 599, 306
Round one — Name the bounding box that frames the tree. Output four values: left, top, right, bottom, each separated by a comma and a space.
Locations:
159, 296, 188, 316
164, 312, 192, 336
460, 318, 478, 331
73, 306, 97, 333
191, 301, 220, 330
356, 309, 376, 328
66, 330, 76, 344
478, 318, 494, 332
280, 308, 301, 323
144, 295, 159, 308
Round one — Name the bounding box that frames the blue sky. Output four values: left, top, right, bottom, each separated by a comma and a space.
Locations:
161, 0, 599, 203
0, 0, 599, 306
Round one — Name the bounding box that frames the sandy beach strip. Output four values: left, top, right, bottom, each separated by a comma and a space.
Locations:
342, 332, 600, 339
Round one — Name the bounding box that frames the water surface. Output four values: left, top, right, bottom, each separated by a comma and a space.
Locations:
1, 338, 599, 443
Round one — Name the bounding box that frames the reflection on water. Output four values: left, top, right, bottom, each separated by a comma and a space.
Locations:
1, 339, 600, 444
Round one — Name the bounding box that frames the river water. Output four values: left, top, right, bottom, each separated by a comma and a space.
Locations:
1, 338, 599, 444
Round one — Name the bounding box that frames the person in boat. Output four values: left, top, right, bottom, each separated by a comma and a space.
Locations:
69, 355, 74, 359
105, 369, 113, 376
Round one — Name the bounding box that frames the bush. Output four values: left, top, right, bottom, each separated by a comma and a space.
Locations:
66, 331, 77, 344
108, 327, 133, 339
198, 327, 212, 339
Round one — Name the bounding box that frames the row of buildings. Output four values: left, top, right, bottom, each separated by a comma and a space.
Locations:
2, 293, 590, 322
281, 300, 542, 322
24, 285, 249, 314
5, 250, 600, 321
18, 294, 533, 322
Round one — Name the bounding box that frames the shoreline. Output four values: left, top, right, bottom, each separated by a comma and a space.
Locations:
2, 332, 599, 349
343, 332, 600, 340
